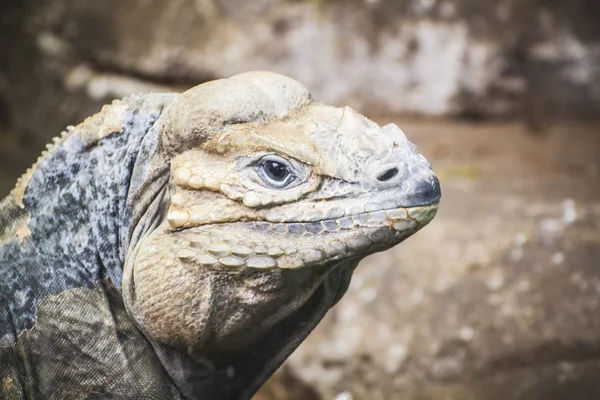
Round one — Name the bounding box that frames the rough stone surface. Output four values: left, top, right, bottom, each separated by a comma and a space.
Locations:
1, 0, 600, 165
258, 120, 600, 399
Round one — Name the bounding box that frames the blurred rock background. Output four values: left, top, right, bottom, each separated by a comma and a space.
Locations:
1, 0, 599, 399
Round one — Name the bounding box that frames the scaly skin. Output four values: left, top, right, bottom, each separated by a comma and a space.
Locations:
0, 72, 440, 399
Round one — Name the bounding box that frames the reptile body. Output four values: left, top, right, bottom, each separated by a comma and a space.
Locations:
0, 72, 440, 399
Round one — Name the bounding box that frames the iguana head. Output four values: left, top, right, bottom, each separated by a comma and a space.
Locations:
124, 72, 440, 395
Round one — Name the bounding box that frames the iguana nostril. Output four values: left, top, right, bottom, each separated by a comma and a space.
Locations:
377, 167, 399, 182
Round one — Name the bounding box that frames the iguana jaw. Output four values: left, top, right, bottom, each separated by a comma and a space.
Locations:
129, 203, 438, 354
156, 202, 438, 271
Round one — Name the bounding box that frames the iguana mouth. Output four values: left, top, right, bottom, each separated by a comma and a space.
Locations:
251, 202, 439, 231
153, 202, 439, 271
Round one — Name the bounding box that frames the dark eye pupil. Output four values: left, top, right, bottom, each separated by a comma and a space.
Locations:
264, 161, 289, 181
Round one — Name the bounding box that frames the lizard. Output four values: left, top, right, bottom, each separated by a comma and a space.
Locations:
0, 71, 441, 399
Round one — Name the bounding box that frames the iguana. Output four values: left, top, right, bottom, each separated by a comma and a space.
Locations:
0, 71, 440, 399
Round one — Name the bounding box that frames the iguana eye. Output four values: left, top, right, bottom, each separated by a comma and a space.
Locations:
264, 160, 289, 181
256, 155, 296, 188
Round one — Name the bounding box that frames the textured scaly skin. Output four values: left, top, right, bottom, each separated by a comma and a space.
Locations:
0, 72, 440, 399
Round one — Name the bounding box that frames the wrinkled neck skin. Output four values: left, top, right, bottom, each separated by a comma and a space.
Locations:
124, 147, 359, 399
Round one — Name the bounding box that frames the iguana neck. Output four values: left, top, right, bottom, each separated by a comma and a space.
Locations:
145, 258, 358, 399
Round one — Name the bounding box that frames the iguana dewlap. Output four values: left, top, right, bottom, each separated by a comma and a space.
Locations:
0, 72, 440, 399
